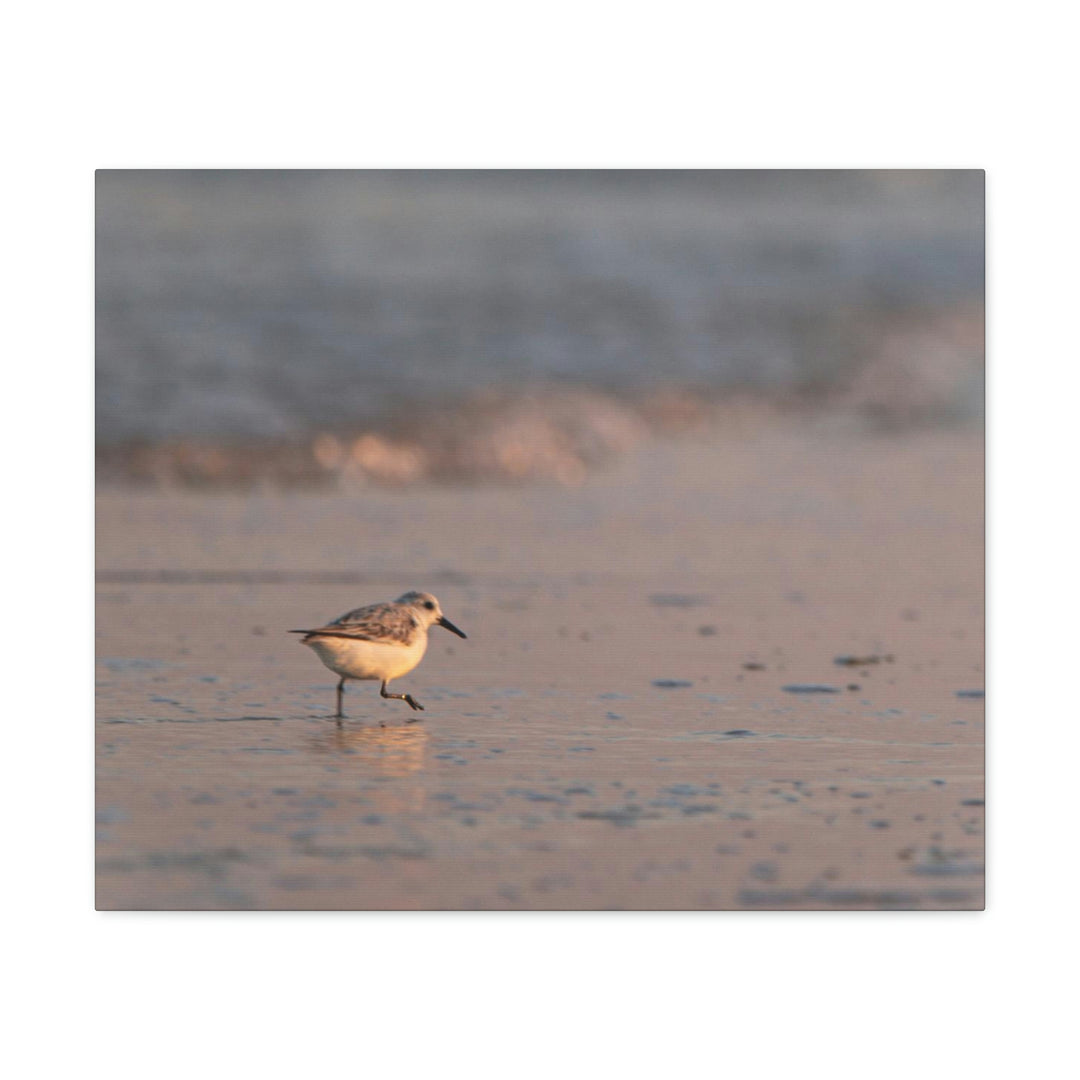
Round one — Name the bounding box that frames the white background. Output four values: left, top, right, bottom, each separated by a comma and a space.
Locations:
4, 1, 1075, 1077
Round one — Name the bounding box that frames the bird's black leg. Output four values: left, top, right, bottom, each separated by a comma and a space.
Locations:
335, 677, 346, 722
380, 680, 425, 717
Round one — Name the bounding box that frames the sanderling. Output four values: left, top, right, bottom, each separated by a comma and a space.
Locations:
290, 591, 467, 720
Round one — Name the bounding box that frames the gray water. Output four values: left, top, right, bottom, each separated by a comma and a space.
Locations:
96, 170, 983, 443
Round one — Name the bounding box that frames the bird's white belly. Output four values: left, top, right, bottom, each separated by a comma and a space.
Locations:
304, 634, 428, 682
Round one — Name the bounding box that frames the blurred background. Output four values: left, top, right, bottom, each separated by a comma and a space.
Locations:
95, 170, 983, 487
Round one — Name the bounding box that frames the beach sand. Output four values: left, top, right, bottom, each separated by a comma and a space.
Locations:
95, 424, 984, 910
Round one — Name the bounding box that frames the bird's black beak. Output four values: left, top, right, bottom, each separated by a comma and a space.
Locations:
437, 616, 467, 639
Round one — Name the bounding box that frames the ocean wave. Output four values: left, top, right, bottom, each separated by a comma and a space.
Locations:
96, 304, 982, 490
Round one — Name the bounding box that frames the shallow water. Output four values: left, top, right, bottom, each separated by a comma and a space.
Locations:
95, 428, 984, 910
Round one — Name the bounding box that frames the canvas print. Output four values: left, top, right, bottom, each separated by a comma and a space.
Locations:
95, 170, 984, 910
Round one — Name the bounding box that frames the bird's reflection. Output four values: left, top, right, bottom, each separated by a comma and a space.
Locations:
308, 722, 429, 779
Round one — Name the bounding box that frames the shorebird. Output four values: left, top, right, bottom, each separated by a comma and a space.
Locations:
290, 591, 467, 720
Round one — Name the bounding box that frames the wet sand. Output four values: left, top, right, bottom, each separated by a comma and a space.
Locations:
96, 424, 984, 909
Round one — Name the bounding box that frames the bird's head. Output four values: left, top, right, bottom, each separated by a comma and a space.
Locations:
396, 591, 467, 638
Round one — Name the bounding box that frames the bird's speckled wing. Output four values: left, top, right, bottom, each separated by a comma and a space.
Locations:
300, 602, 421, 645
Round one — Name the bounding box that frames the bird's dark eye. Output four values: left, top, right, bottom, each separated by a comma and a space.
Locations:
424, 601, 435, 610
